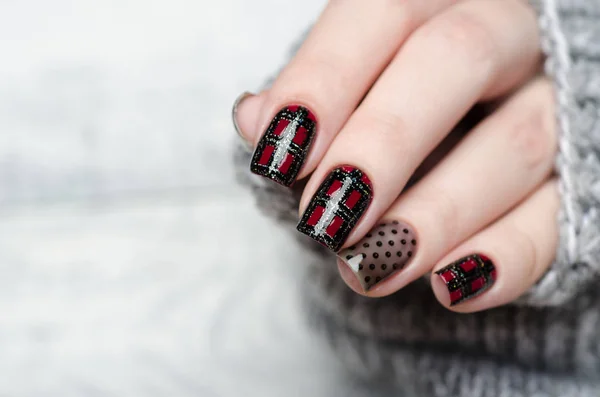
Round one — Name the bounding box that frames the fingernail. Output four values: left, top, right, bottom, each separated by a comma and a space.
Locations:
297, 166, 373, 252
250, 105, 317, 187
232, 91, 255, 148
435, 254, 496, 306
338, 221, 417, 291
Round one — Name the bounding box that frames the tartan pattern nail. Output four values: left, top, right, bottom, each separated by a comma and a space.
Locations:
250, 105, 317, 187
436, 254, 497, 306
297, 166, 372, 252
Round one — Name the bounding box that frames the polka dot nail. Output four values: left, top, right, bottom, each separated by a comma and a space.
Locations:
338, 220, 417, 291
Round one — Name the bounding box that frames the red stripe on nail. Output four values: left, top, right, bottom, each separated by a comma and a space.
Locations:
345, 190, 361, 209
449, 289, 463, 303
471, 277, 486, 292
278, 153, 293, 174
258, 145, 275, 166
326, 216, 343, 238
360, 173, 372, 188
292, 126, 307, 145
327, 179, 342, 196
460, 258, 477, 273
307, 206, 325, 227
273, 119, 290, 136
439, 270, 455, 283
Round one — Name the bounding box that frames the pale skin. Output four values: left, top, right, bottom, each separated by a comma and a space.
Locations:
235, 0, 559, 313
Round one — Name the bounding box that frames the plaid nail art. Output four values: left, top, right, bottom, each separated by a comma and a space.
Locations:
436, 254, 497, 306
250, 105, 317, 187
297, 166, 373, 252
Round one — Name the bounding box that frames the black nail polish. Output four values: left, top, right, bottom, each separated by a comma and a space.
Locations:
250, 105, 317, 187
297, 166, 372, 251
436, 254, 496, 305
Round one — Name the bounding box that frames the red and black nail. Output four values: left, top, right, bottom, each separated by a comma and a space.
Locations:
436, 254, 497, 306
250, 105, 317, 187
297, 166, 373, 252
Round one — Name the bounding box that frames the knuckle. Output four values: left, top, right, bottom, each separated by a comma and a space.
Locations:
435, 192, 461, 246
303, 54, 356, 96
421, 9, 497, 74
311, 54, 356, 93
407, 186, 462, 249
505, 221, 538, 283
507, 80, 557, 172
274, 53, 356, 106
359, 106, 410, 148
413, 187, 461, 248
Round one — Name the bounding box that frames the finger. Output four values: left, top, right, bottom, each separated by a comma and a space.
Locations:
337, 77, 556, 293
298, 0, 541, 252
432, 180, 560, 312
246, 0, 461, 186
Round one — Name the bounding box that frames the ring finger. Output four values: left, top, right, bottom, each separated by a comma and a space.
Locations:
337, 77, 556, 294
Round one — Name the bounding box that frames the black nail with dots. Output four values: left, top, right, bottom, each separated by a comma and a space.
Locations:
337, 220, 417, 291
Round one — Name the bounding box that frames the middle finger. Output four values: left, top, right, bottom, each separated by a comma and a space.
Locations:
297, 0, 540, 251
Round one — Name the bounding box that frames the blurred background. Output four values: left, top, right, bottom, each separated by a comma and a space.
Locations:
0, 1, 384, 395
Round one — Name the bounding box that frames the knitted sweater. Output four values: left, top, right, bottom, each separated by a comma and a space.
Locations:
234, 1, 600, 395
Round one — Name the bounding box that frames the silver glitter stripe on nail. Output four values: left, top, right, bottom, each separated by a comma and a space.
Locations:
313, 176, 352, 236
268, 114, 301, 173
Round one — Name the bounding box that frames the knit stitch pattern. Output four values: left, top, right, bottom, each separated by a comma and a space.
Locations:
519, 0, 600, 306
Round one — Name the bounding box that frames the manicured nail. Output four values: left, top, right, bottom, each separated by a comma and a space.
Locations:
250, 105, 317, 187
297, 166, 373, 252
338, 221, 417, 291
232, 91, 255, 148
435, 254, 496, 306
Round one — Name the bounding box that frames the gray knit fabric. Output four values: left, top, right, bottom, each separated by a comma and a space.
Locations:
234, 1, 600, 395
519, 0, 600, 306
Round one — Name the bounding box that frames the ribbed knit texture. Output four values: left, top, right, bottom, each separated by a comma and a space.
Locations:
519, 0, 600, 307
234, 1, 600, 394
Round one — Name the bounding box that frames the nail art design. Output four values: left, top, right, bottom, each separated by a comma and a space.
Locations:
436, 254, 496, 306
338, 221, 417, 291
250, 105, 317, 187
297, 166, 372, 252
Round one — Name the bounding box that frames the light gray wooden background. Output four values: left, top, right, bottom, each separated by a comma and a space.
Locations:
0, 1, 383, 396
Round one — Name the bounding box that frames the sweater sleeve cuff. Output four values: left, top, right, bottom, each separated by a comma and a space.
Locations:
518, 0, 600, 306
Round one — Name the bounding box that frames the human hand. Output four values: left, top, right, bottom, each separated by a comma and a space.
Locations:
234, 0, 557, 313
